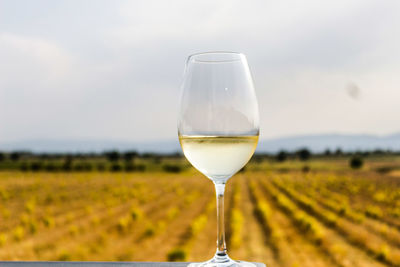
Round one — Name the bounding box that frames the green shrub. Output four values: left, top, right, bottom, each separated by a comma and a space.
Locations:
375, 166, 394, 174
296, 148, 311, 161
377, 244, 390, 261
62, 157, 73, 171
167, 248, 187, 261
45, 162, 59, 172
73, 163, 84, 172
135, 164, 146, 172
104, 151, 120, 162
82, 162, 93, 171
130, 207, 143, 220
30, 161, 44, 172
163, 164, 182, 173
143, 224, 155, 237
123, 162, 146, 172
349, 156, 363, 169
58, 251, 72, 261
391, 208, 400, 218
43, 216, 55, 228
124, 162, 135, 172
302, 165, 310, 173
123, 151, 138, 161
117, 216, 130, 233
277, 167, 290, 173
20, 162, 29, 171
365, 205, 383, 219
276, 150, 288, 162
44, 194, 55, 204
110, 163, 122, 172
96, 163, 106, 172
28, 220, 38, 234
73, 162, 92, 172
10, 152, 21, 161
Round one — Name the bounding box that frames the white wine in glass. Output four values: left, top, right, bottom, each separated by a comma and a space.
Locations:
178, 52, 260, 267
179, 136, 258, 181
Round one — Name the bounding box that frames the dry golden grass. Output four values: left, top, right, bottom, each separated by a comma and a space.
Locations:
0, 165, 399, 267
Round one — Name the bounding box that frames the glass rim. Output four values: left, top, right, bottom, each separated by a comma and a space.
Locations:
187, 51, 245, 63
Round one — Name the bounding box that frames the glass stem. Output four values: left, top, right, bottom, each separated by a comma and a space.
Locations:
214, 181, 227, 259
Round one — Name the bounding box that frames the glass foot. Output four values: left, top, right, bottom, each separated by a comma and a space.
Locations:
188, 253, 257, 267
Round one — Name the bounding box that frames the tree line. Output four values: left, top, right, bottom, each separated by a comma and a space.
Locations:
0, 147, 398, 172
0, 150, 184, 173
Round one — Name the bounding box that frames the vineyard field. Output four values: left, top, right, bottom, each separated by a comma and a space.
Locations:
1, 157, 400, 267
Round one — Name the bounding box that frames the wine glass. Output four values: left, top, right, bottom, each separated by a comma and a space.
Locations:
178, 52, 259, 267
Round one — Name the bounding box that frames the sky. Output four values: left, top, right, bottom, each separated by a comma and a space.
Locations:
0, 0, 400, 143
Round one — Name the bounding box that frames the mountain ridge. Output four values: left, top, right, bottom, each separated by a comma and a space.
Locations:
1, 133, 400, 153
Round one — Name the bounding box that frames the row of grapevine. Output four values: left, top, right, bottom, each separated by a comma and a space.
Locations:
0, 177, 201, 260
280, 175, 400, 249
0, 181, 156, 250
269, 178, 400, 266
257, 177, 400, 267
166, 197, 215, 261
228, 181, 244, 249
299, 173, 400, 227
247, 181, 280, 256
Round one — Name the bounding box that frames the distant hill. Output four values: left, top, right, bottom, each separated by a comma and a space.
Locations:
1, 133, 400, 153
0, 139, 181, 154
256, 133, 400, 153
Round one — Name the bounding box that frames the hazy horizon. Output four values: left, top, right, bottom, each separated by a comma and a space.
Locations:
2, 131, 400, 153
2, 130, 400, 143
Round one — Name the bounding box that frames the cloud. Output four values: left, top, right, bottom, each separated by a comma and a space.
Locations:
0, 33, 74, 91
0, 0, 400, 143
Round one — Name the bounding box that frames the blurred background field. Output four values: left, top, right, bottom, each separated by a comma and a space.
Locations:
1, 151, 400, 267
2, 1, 400, 266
